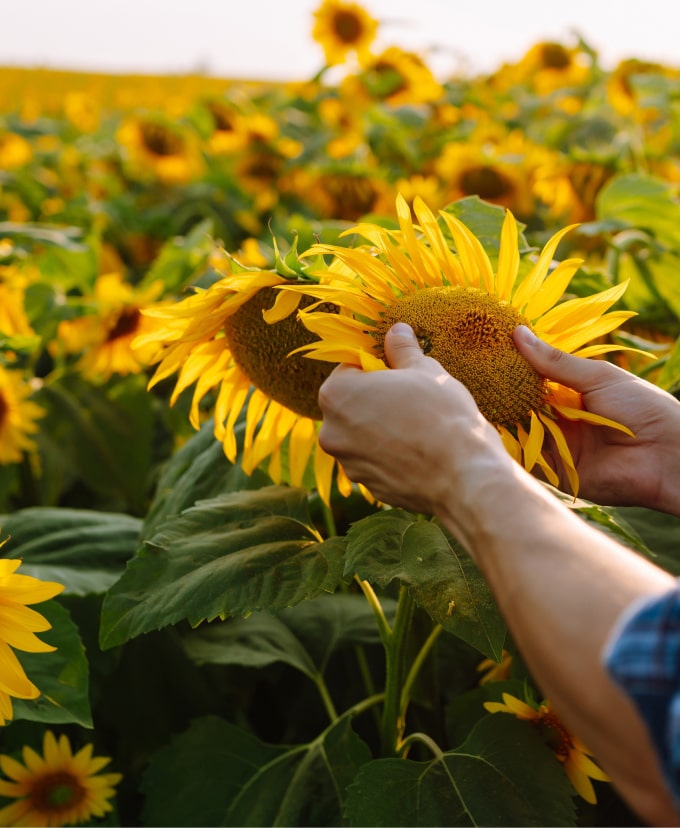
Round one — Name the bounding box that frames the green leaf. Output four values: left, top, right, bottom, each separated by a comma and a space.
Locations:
181, 592, 396, 677
100, 486, 346, 649
12, 601, 92, 728
138, 218, 214, 293
613, 506, 680, 575
345, 511, 506, 660
443, 197, 528, 260
180, 612, 319, 678
142, 418, 270, 542
0, 507, 141, 595
345, 716, 576, 827
37, 374, 156, 513
141, 713, 372, 827
596, 173, 680, 251
655, 333, 680, 393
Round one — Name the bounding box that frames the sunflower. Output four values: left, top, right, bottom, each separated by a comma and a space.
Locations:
0, 553, 64, 725
116, 116, 203, 184
312, 0, 378, 67
287, 194, 636, 497
0, 730, 122, 827
136, 254, 350, 505
341, 46, 443, 107
54, 272, 166, 382
476, 649, 513, 685
0, 367, 45, 465
484, 692, 610, 803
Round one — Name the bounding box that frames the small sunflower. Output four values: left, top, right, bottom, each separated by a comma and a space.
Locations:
476, 649, 513, 685
0, 367, 45, 465
116, 116, 203, 184
341, 46, 444, 107
0, 553, 64, 725
312, 0, 378, 67
0, 730, 122, 827
136, 253, 348, 505
54, 272, 166, 382
484, 692, 610, 803
287, 194, 636, 497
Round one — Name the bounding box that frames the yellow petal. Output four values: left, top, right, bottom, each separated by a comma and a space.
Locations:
495, 210, 520, 302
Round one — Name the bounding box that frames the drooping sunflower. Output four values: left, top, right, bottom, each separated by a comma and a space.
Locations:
287, 194, 636, 497
484, 692, 610, 803
0, 553, 64, 725
136, 253, 349, 505
312, 0, 378, 67
0, 367, 45, 465
0, 730, 122, 827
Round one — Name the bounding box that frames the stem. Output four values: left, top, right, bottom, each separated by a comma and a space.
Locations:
313, 674, 339, 722
380, 584, 415, 756
319, 498, 337, 538
355, 575, 392, 648
398, 731, 444, 760
399, 624, 443, 724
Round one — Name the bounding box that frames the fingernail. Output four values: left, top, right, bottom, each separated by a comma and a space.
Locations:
390, 323, 415, 338
515, 325, 537, 346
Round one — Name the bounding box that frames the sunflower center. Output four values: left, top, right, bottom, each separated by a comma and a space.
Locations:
541, 43, 571, 69
30, 771, 87, 814
459, 166, 515, 201
536, 709, 575, 762
0, 391, 7, 426
139, 122, 183, 157
333, 10, 363, 44
107, 307, 141, 341
374, 286, 546, 427
224, 287, 336, 420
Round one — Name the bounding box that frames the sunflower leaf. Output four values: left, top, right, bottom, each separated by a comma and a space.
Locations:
344, 510, 506, 660
99, 486, 346, 649
0, 506, 141, 595
12, 600, 92, 728
140, 713, 372, 827
344, 716, 576, 827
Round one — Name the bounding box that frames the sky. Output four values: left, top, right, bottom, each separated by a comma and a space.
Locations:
3, 0, 679, 81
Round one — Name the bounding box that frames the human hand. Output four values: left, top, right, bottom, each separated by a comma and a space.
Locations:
318, 323, 513, 517
514, 326, 680, 514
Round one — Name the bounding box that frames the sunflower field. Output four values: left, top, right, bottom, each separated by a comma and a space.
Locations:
2, 1, 680, 825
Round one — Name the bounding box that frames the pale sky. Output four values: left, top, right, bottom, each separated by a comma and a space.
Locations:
3, 0, 678, 80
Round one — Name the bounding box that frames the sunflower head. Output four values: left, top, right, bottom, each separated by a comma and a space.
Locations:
136, 241, 350, 504
285, 193, 637, 498
312, 0, 379, 66
0, 730, 122, 827
484, 692, 610, 803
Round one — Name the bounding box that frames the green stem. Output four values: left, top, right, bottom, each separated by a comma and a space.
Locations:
399, 624, 443, 724
398, 731, 444, 760
381, 584, 415, 756
355, 575, 392, 648
313, 674, 339, 723
319, 498, 337, 538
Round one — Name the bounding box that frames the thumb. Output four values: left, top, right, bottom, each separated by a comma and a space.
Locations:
384, 323, 425, 369
513, 325, 617, 392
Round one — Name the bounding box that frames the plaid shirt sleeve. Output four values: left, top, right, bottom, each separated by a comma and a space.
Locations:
604, 583, 680, 807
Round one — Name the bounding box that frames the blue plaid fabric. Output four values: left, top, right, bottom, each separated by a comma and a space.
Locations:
604, 585, 680, 806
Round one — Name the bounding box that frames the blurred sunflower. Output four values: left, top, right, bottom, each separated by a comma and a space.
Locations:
116, 116, 203, 184
0, 132, 31, 170
0, 730, 122, 827
54, 273, 166, 382
136, 254, 349, 504
342, 46, 443, 107
0, 553, 63, 726
287, 194, 636, 497
312, 0, 378, 67
0, 265, 34, 338
493, 40, 592, 95
484, 692, 610, 803
606, 58, 680, 120
0, 367, 44, 465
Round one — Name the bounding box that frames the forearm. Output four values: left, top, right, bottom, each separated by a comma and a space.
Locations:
435, 458, 678, 824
